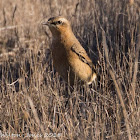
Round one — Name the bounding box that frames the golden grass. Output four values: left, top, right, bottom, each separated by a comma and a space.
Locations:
0, 0, 139, 139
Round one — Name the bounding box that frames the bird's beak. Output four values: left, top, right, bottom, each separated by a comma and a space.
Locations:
42, 21, 50, 26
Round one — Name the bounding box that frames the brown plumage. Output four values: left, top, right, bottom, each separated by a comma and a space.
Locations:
42, 16, 97, 86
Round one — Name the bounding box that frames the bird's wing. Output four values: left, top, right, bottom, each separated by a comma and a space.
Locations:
71, 44, 96, 73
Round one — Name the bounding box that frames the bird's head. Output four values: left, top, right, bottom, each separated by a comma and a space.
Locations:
42, 16, 72, 37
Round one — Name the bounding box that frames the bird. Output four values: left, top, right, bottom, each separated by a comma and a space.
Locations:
42, 16, 97, 86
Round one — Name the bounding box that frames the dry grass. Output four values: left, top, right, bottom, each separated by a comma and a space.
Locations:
0, 0, 140, 139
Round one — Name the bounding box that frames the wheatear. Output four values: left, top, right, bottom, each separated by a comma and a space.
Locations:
42, 16, 97, 86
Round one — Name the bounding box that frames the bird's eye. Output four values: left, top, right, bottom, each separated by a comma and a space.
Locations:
56, 20, 62, 24
51, 20, 62, 25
